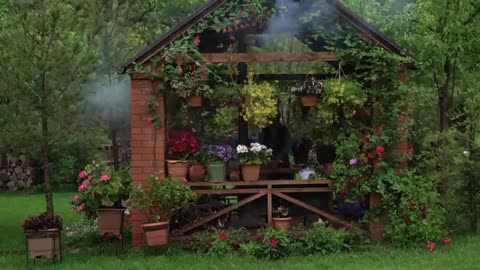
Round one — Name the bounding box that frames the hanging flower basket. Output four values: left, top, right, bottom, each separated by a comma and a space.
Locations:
299, 95, 319, 107
186, 95, 203, 107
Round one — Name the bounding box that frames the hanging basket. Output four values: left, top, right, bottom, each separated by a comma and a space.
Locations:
186, 95, 203, 107
299, 95, 318, 107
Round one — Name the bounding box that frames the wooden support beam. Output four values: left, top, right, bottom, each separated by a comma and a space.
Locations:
267, 185, 273, 225
198, 52, 337, 63
273, 192, 352, 228
173, 192, 266, 235
193, 187, 333, 195
186, 180, 332, 187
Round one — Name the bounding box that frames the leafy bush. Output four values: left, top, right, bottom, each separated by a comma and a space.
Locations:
128, 175, 197, 222
207, 233, 234, 257
251, 226, 291, 260
300, 222, 350, 254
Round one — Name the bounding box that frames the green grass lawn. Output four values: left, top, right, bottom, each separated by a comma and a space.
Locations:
0, 191, 479, 269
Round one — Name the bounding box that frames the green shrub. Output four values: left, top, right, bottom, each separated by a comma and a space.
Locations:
300, 222, 350, 254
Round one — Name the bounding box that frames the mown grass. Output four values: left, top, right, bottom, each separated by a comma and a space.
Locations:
0, 192, 478, 270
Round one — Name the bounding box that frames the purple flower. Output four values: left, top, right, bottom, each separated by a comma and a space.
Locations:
349, 159, 357, 166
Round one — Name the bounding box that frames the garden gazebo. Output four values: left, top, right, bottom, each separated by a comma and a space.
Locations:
123, 0, 413, 246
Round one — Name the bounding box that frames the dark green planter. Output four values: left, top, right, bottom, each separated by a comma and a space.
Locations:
207, 163, 226, 182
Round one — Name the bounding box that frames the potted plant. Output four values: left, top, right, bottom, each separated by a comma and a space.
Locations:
272, 206, 292, 230
241, 74, 278, 129
170, 67, 213, 107
291, 76, 324, 107
188, 161, 206, 182
236, 143, 273, 182
72, 161, 130, 237
23, 213, 62, 260
167, 131, 200, 180
129, 175, 198, 246
202, 144, 234, 182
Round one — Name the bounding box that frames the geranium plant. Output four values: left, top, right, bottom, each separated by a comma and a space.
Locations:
236, 143, 273, 164
22, 213, 63, 232
72, 161, 130, 219
128, 175, 198, 222
169, 67, 213, 99
168, 130, 200, 160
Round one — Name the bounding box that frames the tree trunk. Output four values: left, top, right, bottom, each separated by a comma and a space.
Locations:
41, 71, 54, 217
438, 59, 452, 206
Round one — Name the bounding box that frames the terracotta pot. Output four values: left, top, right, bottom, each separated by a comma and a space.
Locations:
206, 163, 226, 182
241, 164, 261, 182
141, 221, 169, 246
186, 95, 203, 107
189, 163, 206, 182
25, 229, 61, 260
97, 208, 124, 236
167, 160, 189, 180
299, 95, 318, 107
273, 217, 292, 230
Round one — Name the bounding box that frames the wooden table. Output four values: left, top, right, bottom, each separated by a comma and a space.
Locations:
173, 180, 351, 236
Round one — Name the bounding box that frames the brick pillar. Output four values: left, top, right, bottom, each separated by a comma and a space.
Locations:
368, 69, 409, 241
129, 76, 166, 246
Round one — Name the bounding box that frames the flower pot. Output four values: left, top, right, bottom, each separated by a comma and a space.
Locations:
97, 208, 124, 236
207, 163, 226, 182
167, 160, 189, 180
299, 95, 318, 107
273, 217, 292, 230
189, 163, 206, 182
299, 168, 316, 180
241, 164, 261, 182
141, 221, 169, 246
25, 229, 61, 260
186, 95, 203, 107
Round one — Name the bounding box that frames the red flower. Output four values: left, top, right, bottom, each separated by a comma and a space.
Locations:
347, 179, 357, 188
232, 240, 239, 247
219, 233, 228, 241
178, 66, 184, 74
269, 237, 278, 247
339, 189, 350, 198
193, 35, 201, 46
426, 242, 436, 251
376, 145, 385, 155
441, 237, 452, 244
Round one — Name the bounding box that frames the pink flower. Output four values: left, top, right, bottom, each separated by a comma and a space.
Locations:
269, 237, 278, 247
441, 237, 452, 244
92, 160, 96, 165
78, 180, 90, 192
178, 66, 183, 74
78, 170, 88, 179
426, 242, 436, 251
376, 146, 385, 155
349, 159, 357, 165
100, 175, 110, 182
193, 35, 201, 46
77, 204, 85, 212
73, 195, 79, 203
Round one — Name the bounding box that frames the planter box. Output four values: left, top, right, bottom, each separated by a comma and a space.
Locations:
97, 208, 124, 236
25, 229, 61, 260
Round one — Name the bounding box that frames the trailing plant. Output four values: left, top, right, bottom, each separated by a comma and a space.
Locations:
146, 96, 163, 129
169, 66, 214, 99
128, 175, 198, 222
205, 106, 238, 138
22, 213, 63, 232
241, 74, 278, 128
236, 142, 273, 164
72, 161, 131, 219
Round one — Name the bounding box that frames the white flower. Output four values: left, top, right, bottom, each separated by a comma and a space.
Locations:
463, 150, 470, 157
261, 145, 267, 150
236, 145, 249, 153
266, 149, 273, 155
250, 145, 262, 153
124, 209, 131, 216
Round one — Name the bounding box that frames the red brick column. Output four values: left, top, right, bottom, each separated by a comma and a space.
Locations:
368, 69, 409, 241
129, 76, 166, 246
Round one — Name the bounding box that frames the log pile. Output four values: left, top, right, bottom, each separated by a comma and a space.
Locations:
0, 154, 34, 191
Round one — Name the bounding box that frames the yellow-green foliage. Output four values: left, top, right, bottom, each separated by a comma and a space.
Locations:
319, 79, 367, 123
241, 75, 278, 128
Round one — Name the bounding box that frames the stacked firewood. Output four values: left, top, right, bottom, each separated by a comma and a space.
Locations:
0, 154, 34, 191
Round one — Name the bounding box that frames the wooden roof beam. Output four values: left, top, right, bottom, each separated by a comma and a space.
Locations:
193, 52, 337, 63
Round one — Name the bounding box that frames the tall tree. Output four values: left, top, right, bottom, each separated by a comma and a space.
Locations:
0, 0, 98, 216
